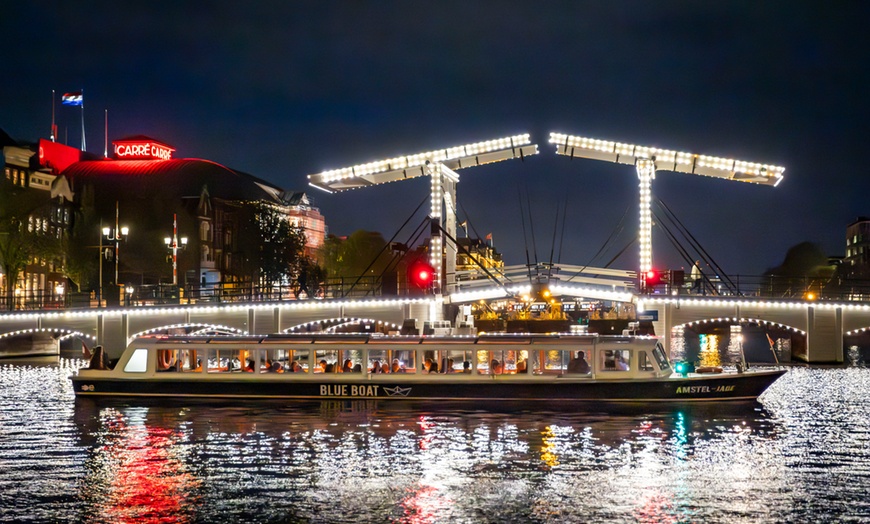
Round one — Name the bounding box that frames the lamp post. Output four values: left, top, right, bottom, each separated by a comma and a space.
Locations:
164, 213, 188, 286
102, 201, 129, 285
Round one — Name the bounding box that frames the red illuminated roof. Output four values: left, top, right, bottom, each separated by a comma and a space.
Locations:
61, 158, 285, 202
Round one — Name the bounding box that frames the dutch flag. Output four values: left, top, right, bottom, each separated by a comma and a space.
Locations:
62, 91, 83, 106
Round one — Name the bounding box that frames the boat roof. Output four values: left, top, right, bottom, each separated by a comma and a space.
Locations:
132, 333, 658, 346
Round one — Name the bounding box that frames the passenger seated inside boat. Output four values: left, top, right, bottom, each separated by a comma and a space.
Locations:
342, 359, 354, 373
391, 359, 405, 373
271, 361, 284, 373
491, 359, 503, 374
352, 363, 362, 373
381, 362, 390, 373
516, 358, 528, 374
445, 358, 455, 373
370, 360, 381, 373
567, 351, 590, 374
462, 361, 471, 373
316, 360, 328, 373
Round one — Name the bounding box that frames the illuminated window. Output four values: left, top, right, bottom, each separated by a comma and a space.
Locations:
314, 348, 365, 374
601, 349, 631, 372
123, 349, 149, 372
208, 348, 253, 373
260, 347, 309, 373
156, 349, 201, 372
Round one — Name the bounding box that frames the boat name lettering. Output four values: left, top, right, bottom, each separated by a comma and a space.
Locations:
320, 385, 380, 397
676, 385, 735, 394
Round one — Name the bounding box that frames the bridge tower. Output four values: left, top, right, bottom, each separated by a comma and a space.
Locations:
549, 133, 785, 292
308, 135, 538, 316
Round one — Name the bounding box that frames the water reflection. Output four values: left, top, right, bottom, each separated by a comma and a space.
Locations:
2, 357, 870, 522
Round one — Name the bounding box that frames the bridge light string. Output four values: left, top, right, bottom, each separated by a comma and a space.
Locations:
642, 296, 870, 311
283, 318, 400, 334
132, 323, 248, 338
548, 132, 785, 183
0, 297, 439, 322
0, 328, 96, 341
672, 317, 806, 335
309, 134, 533, 186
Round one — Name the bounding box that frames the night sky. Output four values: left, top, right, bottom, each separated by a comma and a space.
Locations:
2, 2, 868, 277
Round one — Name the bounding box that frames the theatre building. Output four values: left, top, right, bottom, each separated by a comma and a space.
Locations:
55, 136, 326, 302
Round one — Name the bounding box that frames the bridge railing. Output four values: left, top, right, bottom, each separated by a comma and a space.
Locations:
9, 273, 870, 311
651, 274, 870, 301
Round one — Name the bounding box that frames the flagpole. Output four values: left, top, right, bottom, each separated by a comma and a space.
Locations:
80, 88, 86, 152
50, 90, 56, 142
104, 109, 108, 158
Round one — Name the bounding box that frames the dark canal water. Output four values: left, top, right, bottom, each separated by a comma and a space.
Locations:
2, 354, 870, 523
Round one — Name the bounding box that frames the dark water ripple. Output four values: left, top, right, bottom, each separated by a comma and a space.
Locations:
1, 359, 870, 523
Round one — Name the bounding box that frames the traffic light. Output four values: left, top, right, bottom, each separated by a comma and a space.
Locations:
408, 260, 435, 289
643, 269, 662, 287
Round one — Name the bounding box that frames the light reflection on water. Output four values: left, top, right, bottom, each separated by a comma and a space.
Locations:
1, 357, 870, 522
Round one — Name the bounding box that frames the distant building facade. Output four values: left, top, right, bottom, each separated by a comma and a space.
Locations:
0, 130, 75, 308
845, 217, 870, 268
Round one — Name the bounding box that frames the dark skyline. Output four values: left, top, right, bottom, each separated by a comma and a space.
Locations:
2, 2, 868, 277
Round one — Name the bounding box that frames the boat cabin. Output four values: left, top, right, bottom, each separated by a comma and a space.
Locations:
103, 333, 673, 381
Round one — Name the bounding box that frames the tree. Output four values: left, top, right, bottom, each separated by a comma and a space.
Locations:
319, 230, 392, 279
763, 242, 834, 298
247, 203, 307, 289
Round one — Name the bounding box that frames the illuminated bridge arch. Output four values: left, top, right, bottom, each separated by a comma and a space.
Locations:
130, 323, 249, 339
283, 317, 401, 334
673, 317, 806, 336
0, 327, 97, 343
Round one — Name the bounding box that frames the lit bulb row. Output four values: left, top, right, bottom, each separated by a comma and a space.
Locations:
134, 323, 247, 338
324, 319, 400, 333
677, 317, 805, 335
284, 317, 396, 333
548, 284, 634, 303
0, 298, 440, 322
637, 161, 655, 274
549, 132, 785, 179
645, 296, 870, 311
450, 284, 532, 303
0, 327, 96, 340
311, 134, 531, 183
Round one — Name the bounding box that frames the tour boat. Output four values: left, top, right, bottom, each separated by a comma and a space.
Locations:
70, 333, 785, 402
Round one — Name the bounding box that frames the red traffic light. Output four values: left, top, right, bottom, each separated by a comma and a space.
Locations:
644, 269, 662, 286
409, 261, 435, 289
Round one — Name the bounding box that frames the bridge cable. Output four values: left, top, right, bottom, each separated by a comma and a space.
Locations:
341, 195, 429, 297
431, 221, 517, 299
654, 197, 741, 295
563, 204, 632, 282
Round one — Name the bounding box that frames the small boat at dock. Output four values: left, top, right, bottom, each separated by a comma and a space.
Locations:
70, 333, 785, 402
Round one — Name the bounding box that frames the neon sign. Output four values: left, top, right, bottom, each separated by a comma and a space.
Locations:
113, 138, 175, 161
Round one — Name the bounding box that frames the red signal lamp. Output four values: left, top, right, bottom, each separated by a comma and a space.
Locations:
644, 269, 662, 287
409, 261, 436, 289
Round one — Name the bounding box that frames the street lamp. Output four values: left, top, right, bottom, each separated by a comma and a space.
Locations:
164, 213, 188, 286
102, 201, 129, 285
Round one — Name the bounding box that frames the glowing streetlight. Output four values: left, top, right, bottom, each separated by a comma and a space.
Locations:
164, 213, 188, 286
102, 201, 129, 285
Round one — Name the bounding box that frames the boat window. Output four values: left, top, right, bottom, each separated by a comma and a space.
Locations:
531, 349, 566, 375
208, 349, 255, 373
652, 343, 670, 370
601, 349, 631, 372
566, 349, 592, 375
638, 351, 655, 371
156, 349, 201, 372
314, 348, 364, 374
123, 348, 148, 373
367, 349, 415, 374
446, 349, 473, 374
478, 349, 527, 375
260, 348, 309, 373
